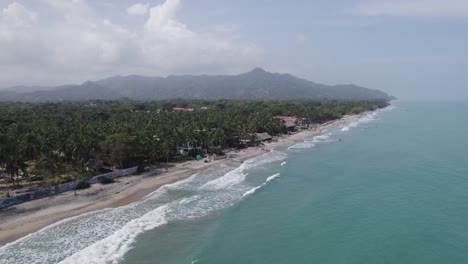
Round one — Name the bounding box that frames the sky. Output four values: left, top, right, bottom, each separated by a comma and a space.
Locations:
0, 0, 467, 100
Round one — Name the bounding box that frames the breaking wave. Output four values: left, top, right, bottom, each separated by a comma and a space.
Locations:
243, 173, 281, 197
288, 142, 316, 149
340, 111, 380, 132
0, 151, 287, 264
266, 173, 281, 182
306, 133, 335, 144
290, 105, 394, 150
289, 133, 336, 151
201, 150, 287, 190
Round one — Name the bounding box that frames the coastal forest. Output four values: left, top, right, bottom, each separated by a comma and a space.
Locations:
0, 100, 388, 197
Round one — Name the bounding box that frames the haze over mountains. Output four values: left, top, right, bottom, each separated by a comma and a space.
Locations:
0, 68, 393, 102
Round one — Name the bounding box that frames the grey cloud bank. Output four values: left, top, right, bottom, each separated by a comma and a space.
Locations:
0, 0, 467, 100
0, 0, 260, 88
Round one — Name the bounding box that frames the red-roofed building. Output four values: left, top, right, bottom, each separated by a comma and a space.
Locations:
275, 116, 298, 131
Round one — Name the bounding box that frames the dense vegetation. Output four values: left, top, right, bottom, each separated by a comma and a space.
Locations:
0, 99, 388, 197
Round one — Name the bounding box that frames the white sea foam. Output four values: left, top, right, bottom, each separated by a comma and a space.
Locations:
307, 133, 335, 144
358, 114, 377, 124
382, 104, 396, 111
266, 173, 281, 182
201, 165, 248, 190
243, 173, 281, 197
349, 121, 359, 127
281, 161, 287, 167
340, 111, 380, 132
311, 134, 331, 141
0, 172, 209, 264
374, 103, 396, 115
60, 205, 170, 264
242, 185, 263, 197
0, 151, 287, 264
202, 150, 287, 190
178, 195, 201, 205
289, 133, 336, 150
288, 142, 316, 149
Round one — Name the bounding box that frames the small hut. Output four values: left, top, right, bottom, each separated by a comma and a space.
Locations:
255, 132, 272, 142
176, 143, 203, 156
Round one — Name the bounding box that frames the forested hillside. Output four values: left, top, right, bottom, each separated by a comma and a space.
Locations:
0, 68, 394, 102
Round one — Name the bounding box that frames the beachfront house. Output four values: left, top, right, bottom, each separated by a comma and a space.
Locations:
176, 143, 203, 156
296, 118, 309, 130
238, 133, 272, 148
239, 137, 254, 147
275, 116, 298, 132
255, 132, 272, 143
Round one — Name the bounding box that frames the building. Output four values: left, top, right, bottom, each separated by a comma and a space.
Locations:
255, 132, 272, 142
176, 143, 203, 156
173, 107, 194, 112
275, 116, 298, 131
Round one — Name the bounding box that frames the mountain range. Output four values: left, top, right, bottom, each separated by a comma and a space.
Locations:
0, 68, 394, 102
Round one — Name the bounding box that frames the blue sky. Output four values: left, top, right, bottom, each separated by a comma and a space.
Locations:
0, 0, 467, 100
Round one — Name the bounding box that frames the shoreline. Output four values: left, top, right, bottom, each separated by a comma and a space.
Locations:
0, 114, 358, 247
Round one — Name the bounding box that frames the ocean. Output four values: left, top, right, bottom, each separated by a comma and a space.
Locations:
1, 101, 468, 264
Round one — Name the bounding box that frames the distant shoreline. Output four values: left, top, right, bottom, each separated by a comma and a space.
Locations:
0, 113, 361, 247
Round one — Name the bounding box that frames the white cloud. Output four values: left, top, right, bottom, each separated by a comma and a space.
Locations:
0, 3, 40, 63
140, 0, 259, 74
145, 0, 189, 36
126, 3, 149, 16
353, 0, 468, 18
0, 0, 262, 87
1, 2, 37, 28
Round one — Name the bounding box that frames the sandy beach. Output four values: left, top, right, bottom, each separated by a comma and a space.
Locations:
0, 115, 356, 246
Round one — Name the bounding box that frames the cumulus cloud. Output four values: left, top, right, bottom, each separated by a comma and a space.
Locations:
0, 0, 262, 87
0, 3, 40, 64
0, 2, 37, 28
353, 0, 468, 18
126, 3, 149, 16
145, 0, 192, 37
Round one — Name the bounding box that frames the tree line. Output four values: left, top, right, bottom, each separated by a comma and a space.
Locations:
0, 99, 388, 194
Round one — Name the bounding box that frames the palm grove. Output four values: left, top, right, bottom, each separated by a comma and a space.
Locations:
0, 100, 388, 197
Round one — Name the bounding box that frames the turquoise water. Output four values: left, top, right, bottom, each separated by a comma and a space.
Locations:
123, 102, 468, 264
1, 102, 468, 264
